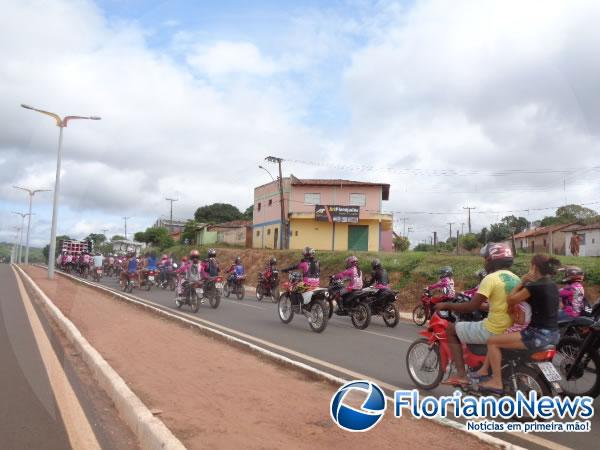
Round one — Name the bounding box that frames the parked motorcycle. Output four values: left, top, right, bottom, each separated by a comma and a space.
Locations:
256, 269, 280, 302
406, 297, 562, 396
92, 266, 103, 282
278, 272, 329, 333
224, 274, 246, 300
554, 316, 600, 398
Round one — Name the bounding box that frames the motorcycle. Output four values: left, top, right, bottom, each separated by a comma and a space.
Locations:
412, 288, 454, 326
140, 269, 158, 291
406, 297, 562, 397
202, 276, 223, 308
176, 280, 203, 313
92, 266, 103, 282
554, 316, 600, 398
80, 263, 90, 279
159, 264, 177, 291
558, 299, 599, 338
359, 286, 400, 328
224, 274, 246, 300
326, 277, 373, 330
122, 272, 137, 293
256, 269, 280, 302
278, 272, 329, 333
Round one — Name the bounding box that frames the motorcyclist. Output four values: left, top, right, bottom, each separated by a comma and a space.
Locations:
186, 250, 206, 303
557, 266, 586, 322
158, 253, 171, 284
435, 243, 519, 387
121, 252, 138, 288
283, 246, 320, 288
333, 256, 363, 311
365, 259, 390, 289
92, 252, 104, 269
226, 256, 245, 286
427, 266, 455, 299
175, 256, 190, 298
203, 248, 220, 279
462, 269, 487, 298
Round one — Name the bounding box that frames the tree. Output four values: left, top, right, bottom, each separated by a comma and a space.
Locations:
487, 223, 511, 242
413, 243, 434, 252
476, 227, 488, 245
243, 205, 253, 220
540, 204, 598, 226
85, 233, 106, 246
111, 235, 126, 241
180, 220, 198, 244
500, 215, 528, 233
194, 203, 243, 224
393, 235, 410, 252
133, 231, 147, 242
461, 233, 479, 251
134, 227, 174, 249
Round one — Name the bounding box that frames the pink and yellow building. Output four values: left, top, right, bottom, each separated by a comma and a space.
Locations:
252, 176, 393, 252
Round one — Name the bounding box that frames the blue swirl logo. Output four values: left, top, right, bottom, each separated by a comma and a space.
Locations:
330, 380, 386, 432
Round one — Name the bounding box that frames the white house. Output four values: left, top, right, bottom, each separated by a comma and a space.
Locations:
562, 223, 600, 257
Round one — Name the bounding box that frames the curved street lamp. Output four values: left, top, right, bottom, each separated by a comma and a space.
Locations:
21, 104, 101, 278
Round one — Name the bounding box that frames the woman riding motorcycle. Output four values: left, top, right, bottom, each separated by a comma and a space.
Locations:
365, 259, 390, 289
333, 256, 363, 311
283, 247, 320, 288
557, 266, 586, 322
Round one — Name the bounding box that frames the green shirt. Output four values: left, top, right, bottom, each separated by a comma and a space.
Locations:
477, 270, 520, 335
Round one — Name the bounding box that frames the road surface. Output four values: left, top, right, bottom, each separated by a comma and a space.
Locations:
89, 272, 596, 449
0, 265, 137, 450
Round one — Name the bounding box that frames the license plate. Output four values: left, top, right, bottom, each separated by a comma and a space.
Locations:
195, 288, 203, 295
216, 282, 223, 289
538, 362, 562, 382
148, 276, 154, 281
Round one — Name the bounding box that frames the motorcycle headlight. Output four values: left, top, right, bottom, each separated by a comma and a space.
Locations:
324, 292, 329, 298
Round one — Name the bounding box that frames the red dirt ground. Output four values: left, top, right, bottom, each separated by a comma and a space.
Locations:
23, 266, 493, 450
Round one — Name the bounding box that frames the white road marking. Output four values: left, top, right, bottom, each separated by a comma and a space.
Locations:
12, 267, 101, 450
224, 299, 265, 310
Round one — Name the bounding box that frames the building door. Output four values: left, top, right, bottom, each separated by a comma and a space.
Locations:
348, 225, 368, 251
273, 227, 279, 249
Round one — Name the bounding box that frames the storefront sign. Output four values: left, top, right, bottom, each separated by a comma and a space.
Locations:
315, 205, 360, 223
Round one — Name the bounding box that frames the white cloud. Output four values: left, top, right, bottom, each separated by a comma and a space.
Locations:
186, 41, 281, 76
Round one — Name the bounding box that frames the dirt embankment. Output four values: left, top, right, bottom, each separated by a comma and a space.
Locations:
23, 266, 493, 450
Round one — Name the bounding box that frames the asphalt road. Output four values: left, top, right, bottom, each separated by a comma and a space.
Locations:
0, 265, 137, 450
89, 273, 597, 450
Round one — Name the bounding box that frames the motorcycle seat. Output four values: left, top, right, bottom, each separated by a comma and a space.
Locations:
502, 345, 556, 359
560, 316, 595, 328
466, 344, 487, 356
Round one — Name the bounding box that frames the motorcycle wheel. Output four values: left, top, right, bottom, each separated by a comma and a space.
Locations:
406, 338, 443, 390
512, 365, 553, 397
256, 285, 264, 302
271, 285, 280, 303
555, 337, 600, 398
351, 303, 371, 330
209, 293, 220, 309
224, 282, 231, 298
175, 298, 183, 309
146, 282, 151, 292
278, 293, 294, 324
169, 278, 176, 291
412, 304, 427, 326
308, 299, 328, 333
126, 282, 133, 293
236, 284, 245, 300
190, 292, 200, 313
382, 302, 400, 328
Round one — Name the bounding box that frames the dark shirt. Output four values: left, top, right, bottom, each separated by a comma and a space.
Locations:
525, 277, 559, 330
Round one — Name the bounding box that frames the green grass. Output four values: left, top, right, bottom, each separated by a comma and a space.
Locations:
0, 242, 45, 263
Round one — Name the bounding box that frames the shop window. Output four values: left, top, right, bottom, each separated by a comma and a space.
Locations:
304, 193, 321, 205
267, 229, 271, 235
349, 193, 366, 206
268, 199, 273, 206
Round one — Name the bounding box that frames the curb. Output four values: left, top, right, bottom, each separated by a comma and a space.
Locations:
14, 265, 186, 450
31, 265, 523, 450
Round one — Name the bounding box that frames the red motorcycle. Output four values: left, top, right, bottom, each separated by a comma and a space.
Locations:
405, 302, 562, 396
412, 288, 451, 326
92, 265, 103, 282
141, 269, 158, 291
256, 269, 280, 302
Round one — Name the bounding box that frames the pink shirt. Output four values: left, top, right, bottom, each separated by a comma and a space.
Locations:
428, 277, 455, 298
559, 283, 585, 317
335, 267, 363, 290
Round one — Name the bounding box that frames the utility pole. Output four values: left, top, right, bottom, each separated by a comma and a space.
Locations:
398, 217, 409, 236
463, 206, 476, 233
433, 231, 438, 252
456, 230, 460, 255
165, 197, 178, 225
461, 223, 466, 235
265, 156, 287, 249
101, 228, 109, 237
447, 222, 455, 240
123, 216, 130, 240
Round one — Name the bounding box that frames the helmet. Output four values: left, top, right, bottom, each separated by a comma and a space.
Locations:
475, 268, 487, 281
235, 256, 241, 264
302, 246, 315, 259
269, 257, 277, 265
561, 266, 584, 283
438, 266, 453, 278
207, 248, 217, 258
162, 254, 168, 259
371, 259, 382, 269
345, 255, 358, 268
190, 249, 200, 259
480, 242, 513, 269
181, 256, 188, 262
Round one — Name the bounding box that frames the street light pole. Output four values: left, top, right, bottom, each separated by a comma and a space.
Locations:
12, 212, 30, 264
123, 216, 130, 240
21, 104, 101, 279
258, 165, 275, 181
13, 186, 51, 264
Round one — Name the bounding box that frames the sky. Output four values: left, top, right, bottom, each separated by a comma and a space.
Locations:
1, 0, 599, 248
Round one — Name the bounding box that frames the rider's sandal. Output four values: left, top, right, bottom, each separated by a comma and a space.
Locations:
442, 377, 469, 387
478, 385, 504, 395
